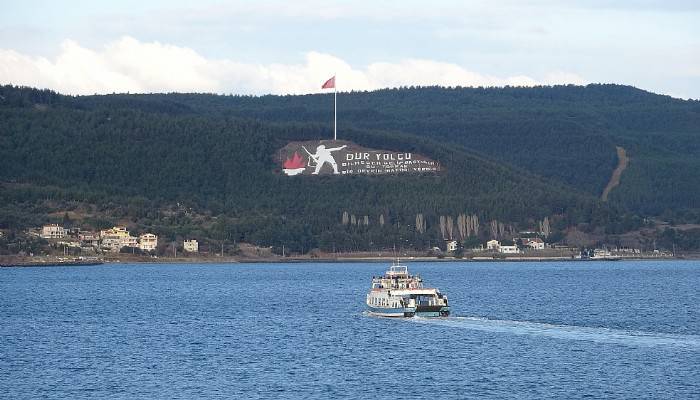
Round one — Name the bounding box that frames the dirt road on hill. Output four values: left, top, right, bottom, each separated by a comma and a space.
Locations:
601, 146, 629, 201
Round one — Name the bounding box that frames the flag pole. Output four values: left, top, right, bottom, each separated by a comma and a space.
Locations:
334, 74, 337, 141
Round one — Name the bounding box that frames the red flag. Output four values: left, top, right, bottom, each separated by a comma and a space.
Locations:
322, 76, 335, 89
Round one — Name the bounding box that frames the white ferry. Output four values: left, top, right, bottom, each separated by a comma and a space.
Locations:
366, 261, 450, 318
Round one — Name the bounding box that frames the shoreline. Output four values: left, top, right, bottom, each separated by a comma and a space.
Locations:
1, 254, 692, 267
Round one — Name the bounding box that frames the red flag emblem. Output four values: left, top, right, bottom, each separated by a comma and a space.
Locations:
322, 76, 335, 89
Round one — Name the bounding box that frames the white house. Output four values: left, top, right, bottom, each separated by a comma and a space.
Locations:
486, 239, 500, 251
41, 224, 67, 239
499, 245, 520, 254
139, 233, 158, 252
525, 237, 545, 250
446, 240, 458, 252
184, 239, 199, 253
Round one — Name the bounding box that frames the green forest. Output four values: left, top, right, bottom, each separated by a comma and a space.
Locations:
1, 84, 699, 253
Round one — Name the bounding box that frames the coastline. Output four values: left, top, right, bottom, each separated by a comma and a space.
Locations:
1, 253, 692, 267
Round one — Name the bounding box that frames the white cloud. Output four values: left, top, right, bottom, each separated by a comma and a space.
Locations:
542, 71, 588, 86
0, 36, 586, 95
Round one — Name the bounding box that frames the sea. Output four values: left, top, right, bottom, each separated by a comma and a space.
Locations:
1, 260, 698, 399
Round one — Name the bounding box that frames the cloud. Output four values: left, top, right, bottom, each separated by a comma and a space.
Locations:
0, 37, 219, 94
0, 36, 587, 95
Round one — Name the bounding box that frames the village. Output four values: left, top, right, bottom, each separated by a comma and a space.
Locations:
440, 237, 671, 260
0, 222, 674, 267
13, 224, 200, 259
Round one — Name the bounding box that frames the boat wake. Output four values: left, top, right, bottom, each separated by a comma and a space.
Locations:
408, 315, 700, 349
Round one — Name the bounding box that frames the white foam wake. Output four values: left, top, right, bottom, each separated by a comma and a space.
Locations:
408, 316, 700, 349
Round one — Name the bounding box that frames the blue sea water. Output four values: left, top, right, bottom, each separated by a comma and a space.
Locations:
1, 260, 698, 399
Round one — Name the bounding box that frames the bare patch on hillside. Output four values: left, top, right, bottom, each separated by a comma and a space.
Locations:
601, 146, 629, 202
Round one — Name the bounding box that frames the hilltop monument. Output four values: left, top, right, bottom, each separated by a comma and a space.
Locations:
278, 76, 441, 176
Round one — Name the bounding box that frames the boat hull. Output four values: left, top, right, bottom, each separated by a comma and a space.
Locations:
415, 305, 450, 317
367, 305, 449, 318
367, 306, 416, 318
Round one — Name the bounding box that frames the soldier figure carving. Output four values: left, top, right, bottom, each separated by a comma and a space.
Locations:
306, 144, 347, 174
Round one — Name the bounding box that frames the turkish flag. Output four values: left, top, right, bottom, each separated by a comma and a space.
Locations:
322, 76, 335, 89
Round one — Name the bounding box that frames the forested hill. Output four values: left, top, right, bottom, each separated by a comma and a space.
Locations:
0, 84, 698, 252
65, 84, 699, 216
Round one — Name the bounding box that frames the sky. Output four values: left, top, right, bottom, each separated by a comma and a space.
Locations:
0, 0, 698, 98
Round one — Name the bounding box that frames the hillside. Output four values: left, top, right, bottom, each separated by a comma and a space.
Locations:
66, 84, 700, 216
0, 84, 698, 252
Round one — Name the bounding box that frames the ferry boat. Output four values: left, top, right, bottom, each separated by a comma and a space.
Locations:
366, 261, 450, 318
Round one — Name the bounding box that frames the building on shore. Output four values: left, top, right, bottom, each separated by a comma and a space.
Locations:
78, 231, 100, 247
100, 226, 129, 240
184, 239, 199, 253
486, 239, 500, 251
57, 240, 81, 249
592, 248, 612, 259
100, 226, 137, 252
123, 235, 138, 249
524, 237, 545, 250
139, 233, 158, 252
101, 234, 124, 252
446, 240, 458, 252
486, 239, 520, 254
499, 245, 520, 254
41, 224, 67, 239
